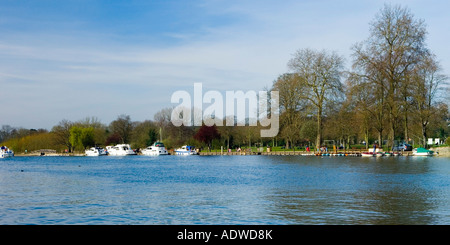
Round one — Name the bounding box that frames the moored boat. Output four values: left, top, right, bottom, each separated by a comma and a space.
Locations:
375, 152, 384, 157
141, 142, 168, 156
412, 148, 434, 156
85, 147, 101, 156
0, 146, 14, 158
85, 147, 107, 156
361, 152, 375, 157
175, 145, 198, 155
106, 144, 136, 156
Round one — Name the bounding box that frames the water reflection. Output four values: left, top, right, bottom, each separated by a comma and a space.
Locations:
263, 156, 448, 224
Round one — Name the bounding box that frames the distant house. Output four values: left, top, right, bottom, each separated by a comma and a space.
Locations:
428, 138, 442, 145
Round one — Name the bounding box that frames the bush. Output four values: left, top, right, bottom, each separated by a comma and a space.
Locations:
1, 132, 63, 153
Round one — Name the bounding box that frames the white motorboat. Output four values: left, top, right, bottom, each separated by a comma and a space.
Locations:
106, 144, 136, 156
85, 147, 107, 156
85, 147, 100, 156
174, 145, 198, 155
141, 142, 168, 156
0, 146, 14, 158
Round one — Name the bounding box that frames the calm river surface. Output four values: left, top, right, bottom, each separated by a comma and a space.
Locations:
1, 155, 449, 225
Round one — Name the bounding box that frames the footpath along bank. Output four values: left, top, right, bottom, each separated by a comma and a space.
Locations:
430, 146, 450, 157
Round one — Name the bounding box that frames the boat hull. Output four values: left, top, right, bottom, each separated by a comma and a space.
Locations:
85, 151, 101, 156
141, 150, 168, 156
361, 152, 374, 157
108, 151, 136, 156
175, 151, 197, 155
141, 146, 168, 156
412, 148, 434, 156
413, 152, 433, 156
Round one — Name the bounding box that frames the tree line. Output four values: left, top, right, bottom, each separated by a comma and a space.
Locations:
1, 4, 449, 153
273, 4, 449, 150
0, 113, 269, 153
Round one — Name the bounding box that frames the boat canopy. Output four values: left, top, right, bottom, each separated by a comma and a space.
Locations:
416, 147, 433, 153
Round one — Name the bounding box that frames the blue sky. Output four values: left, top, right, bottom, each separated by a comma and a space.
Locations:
0, 0, 449, 129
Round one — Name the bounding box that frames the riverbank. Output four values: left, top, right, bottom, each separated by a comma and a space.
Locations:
430, 146, 450, 157
14, 147, 442, 157
14, 153, 85, 157
12, 146, 450, 157
198, 151, 421, 156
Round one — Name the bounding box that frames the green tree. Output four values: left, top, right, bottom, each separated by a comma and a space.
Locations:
130, 120, 158, 149
81, 127, 95, 149
147, 128, 158, 146
69, 126, 83, 152
70, 126, 95, 151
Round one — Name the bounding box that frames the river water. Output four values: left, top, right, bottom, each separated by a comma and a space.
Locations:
0, 155, 449, 225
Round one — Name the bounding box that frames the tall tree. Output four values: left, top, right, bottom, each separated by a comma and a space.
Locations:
272, 73, 307, 148
288, 48, 344, 150
69, 126, 83, 152
411, 53, 447, 147
351, 4, 428, 148
347, 68, 387, 148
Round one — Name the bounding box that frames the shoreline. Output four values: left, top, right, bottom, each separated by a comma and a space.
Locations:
430, 146, 450, 157
11, 150, 450, 157
8, 146, 449, 157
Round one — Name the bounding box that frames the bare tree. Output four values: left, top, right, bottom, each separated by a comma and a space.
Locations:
288, 48, 344, 150
51, 119, 74, 152
347, 68, 387, 148
411, 53, 448, 147
272, 73, 306, 148
0, 125, 14, 143
351, 4, 429, 149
